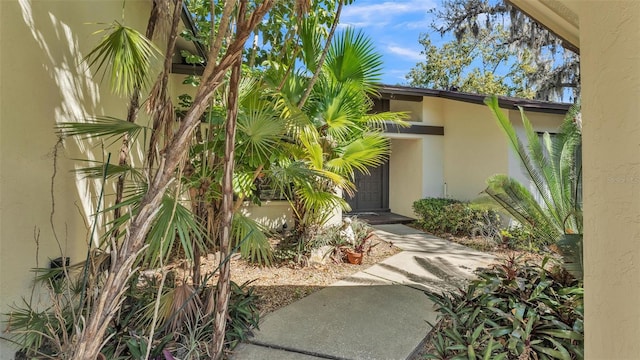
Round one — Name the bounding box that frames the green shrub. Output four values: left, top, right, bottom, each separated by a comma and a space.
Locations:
425, 257, 584, 360
413, 198, 498, 236
501, 226, 540, 251
7, 269, 261, 359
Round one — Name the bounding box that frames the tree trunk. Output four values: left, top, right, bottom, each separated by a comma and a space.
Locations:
112, 0, 160, 239
210, 51, 242, 360
71, 3, 275, 359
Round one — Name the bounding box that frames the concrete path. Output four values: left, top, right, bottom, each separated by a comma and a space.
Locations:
231, 224, 495, 360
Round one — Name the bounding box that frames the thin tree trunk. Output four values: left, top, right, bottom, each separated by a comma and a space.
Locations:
211, 50, 243, 360
71, 2, 275, 358
112, 0, 160, 239
147, 0, 184, 171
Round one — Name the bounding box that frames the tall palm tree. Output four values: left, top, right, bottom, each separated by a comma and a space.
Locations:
483, 96, 582, 276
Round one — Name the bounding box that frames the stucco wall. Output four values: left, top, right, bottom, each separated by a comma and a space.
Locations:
507, 109, 564, 188
0, 1, 151, 358
442, 100, 509, 201
240, 201, 294, 231
390, 99, 422, 122
420, 96, 445, 126
578, 2, 640, 358
388, 137, 424, 217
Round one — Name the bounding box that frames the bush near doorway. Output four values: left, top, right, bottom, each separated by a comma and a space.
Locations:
413, 198, 499, 237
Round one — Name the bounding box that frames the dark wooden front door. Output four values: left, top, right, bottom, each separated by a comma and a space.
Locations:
346, 162, 389, 213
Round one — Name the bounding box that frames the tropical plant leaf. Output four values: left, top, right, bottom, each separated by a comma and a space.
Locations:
325, 28, 383, 93
86, 21, 160, 96
57, 116, 146, 142
232, 212, 272, 265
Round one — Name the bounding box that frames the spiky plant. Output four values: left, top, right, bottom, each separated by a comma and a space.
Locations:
483, 96, 582, 277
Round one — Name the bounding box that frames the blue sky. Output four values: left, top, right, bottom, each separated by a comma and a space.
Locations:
339, 0, 440, 85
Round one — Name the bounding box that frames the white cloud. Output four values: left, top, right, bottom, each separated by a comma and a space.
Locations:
386, 45, 423, 61
381, 68, 412, 85
340, 0, 436, 28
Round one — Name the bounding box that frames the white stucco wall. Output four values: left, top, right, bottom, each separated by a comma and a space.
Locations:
240, 201, 294, 231
385, 133, 445, 218
390, 99, 422, 122
442, 100, 509, 201
388, 137, 424, 217
0, 1, 151, 358
421, 96, 445, 126
507, 109, 564, 189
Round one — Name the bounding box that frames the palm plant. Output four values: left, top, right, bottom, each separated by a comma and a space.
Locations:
482, 96, 582, 277
265, 27, 407, 238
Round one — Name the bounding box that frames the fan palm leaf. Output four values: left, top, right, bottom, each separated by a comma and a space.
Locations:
86, 21, 160, 96
236, 102, 286, 167
326, 134, 389, 177
325, 28, 382, 93
232, 212, 272, 265
73, 162, 144, 181
57, 116, 146, 143
99, 182, 206, 267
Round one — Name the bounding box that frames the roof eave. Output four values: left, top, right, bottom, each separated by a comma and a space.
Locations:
506, 0, 580, 54
376, 85, 571, 115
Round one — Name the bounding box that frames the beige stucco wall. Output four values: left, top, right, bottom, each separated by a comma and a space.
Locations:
0, 1, 151, 358
388, 138, 424, 217
240, 201, 294, 231
577, 2, 640, 358
390, 99, 422, 122
420, 96, 445, 126
442, 100, 509, 201
507, 110, 563, 187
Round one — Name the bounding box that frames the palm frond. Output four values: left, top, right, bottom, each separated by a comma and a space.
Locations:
485, 97, 559, 221
233, 171, 256, 200
483, 175, 560, 244
326, 134, 389, 176
299, 16, 324, 74
86, 21, 160, 96
325, 28, 382, 93
57, 116, 146, 142
73, 162, 144, 181
361, 110, 411, 130
232, 212, 272, 265
295, 183, 348, 225
236, 105, 286, 167
144, 193, 207, 267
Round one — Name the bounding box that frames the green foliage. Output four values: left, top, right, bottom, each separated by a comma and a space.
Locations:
500, 226, 538, 251
5, 267, 261, 359
413, 198, 498, 236
262, 27, 407, 237
483, 96, 583, 277
86, 21, 160, 96
407, 0, 579, 101
225, 281, 261, 349
426, 257, 584, 359
232, 213, 273, 265
407, 30, 535, 98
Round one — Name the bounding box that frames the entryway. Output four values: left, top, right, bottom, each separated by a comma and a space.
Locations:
345, 162, 389, 213
344, 162, 414, 224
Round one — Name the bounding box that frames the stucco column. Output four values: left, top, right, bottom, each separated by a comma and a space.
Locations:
580, 2, 640, 358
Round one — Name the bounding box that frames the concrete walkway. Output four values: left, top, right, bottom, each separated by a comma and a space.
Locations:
231, 224, 495, 360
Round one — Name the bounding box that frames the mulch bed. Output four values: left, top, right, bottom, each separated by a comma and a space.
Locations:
197, 235, 401, 316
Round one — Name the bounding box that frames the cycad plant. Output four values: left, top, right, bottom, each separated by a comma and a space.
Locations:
483, 96, 582, 277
